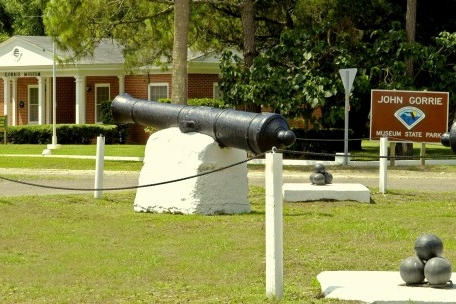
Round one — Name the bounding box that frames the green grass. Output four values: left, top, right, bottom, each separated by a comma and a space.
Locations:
0, 144, 145, 157
0, 144, 145, 171
1, 187, 455, 303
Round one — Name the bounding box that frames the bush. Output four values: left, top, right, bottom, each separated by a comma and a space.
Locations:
283, 128, 360, 160
5, 124, 122, 144
157, 98, 227, 109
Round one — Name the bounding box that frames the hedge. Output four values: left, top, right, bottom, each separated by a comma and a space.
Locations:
0, 124, 124, 144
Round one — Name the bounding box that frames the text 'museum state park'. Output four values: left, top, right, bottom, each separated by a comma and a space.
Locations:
0, 35, 221, 143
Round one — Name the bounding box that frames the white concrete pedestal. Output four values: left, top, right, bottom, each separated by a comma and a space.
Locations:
318, 271, 456, 303
283, 183, 370, 203
134, 128, 250, 215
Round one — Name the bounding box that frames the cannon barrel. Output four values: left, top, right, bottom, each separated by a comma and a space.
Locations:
441, 120, 456, 153
112, 93, 296, 154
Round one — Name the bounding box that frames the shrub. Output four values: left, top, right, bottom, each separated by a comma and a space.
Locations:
5, 124, 121, 144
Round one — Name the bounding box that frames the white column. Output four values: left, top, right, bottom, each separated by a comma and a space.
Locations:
74, 75, 86, 124
11, 78, 17, 126
118, 75, 125, 95
2, 77, 10, 116
37, 76, 46, 125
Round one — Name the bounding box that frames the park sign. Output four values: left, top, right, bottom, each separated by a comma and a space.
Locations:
370, 89, 449, 143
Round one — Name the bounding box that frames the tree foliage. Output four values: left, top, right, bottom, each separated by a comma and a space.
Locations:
219, 0, 456, 137
0, 0, 46, 40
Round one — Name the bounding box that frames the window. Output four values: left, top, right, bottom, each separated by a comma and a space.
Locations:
148, 83, 169, 101
95, 84, 110, 123
213, 82, 223, 99
28, 86, 39, 124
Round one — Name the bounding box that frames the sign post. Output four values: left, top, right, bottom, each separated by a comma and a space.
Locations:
339, 68, 357, 165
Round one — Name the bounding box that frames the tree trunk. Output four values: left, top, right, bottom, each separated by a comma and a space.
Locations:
405, 0, 416, 76
396, 0, 417, 158
171, 0, 189, 105
240, 0, 260, 112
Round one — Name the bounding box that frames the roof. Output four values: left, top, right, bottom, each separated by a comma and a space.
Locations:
17, 36, 125, 65
0, 35, 229, 75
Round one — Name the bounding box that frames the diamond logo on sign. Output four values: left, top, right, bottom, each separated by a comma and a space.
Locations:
394, 106, 425, 130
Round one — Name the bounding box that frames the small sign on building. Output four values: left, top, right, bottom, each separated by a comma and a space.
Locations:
370, 90, 449, 143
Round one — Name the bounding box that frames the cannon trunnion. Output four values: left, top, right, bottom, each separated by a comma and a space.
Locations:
112, 93, 296, 154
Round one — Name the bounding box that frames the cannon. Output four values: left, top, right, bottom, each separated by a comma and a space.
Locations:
111, 93, 296, 154
441, 121, 456, 153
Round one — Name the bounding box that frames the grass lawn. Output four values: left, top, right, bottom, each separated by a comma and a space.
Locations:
0, 141, 455, 171
0, 187, 455, 303
0, 144, 145, 171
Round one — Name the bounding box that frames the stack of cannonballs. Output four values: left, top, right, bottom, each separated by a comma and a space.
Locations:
309, 163, 333, 185
399, 234, 452, 286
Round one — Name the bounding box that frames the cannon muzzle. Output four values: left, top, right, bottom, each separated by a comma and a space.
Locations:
112, 93, 295, 154
441, 121, 456, 153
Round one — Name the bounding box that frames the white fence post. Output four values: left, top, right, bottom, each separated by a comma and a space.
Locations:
265, 151, 284, 299
379, 137, 388, 194
94, 135, 105, 198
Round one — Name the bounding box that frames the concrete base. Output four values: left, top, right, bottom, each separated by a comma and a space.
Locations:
318, 271, 456, 303
134, 128, 250, 215
283, 183, 370, 203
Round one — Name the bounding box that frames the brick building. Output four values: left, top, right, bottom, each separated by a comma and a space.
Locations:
0, 36, 222, 143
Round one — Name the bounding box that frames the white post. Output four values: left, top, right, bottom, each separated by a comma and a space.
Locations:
379, 137, 388, 194
94, 135, 105, 198
265, 151, 284, 299
343, 71, 349, 165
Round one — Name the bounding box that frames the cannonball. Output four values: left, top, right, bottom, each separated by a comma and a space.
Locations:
314, 163, 326, 173
311, 173, 326, 185
399, 256, 425, 284
414, 234, 443, 261
324, 171, 333, 184
424, 257, 452, 285
309, 173, 316, 184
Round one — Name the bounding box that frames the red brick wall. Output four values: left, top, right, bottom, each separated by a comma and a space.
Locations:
125, 74, 172, 99
188, 74, 219, 98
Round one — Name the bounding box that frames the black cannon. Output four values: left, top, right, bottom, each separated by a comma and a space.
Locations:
112, 93, 296, 154
441, 121, 456, 153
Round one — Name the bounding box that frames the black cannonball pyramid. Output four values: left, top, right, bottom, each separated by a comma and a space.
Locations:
414, 234, 443, 261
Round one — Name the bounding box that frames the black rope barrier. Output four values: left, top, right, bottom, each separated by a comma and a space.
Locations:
0, 152, 266, 192
1, 142, 455, 193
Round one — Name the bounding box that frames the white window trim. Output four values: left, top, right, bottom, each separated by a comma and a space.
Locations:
213, 82, 222, 99
148, 82, 169, 101
95, 83, 110, 124
28, 85, 39, 124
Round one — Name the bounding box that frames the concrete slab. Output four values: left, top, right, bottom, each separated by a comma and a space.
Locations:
283, 183, 371, 203
318, 271, 456, 303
